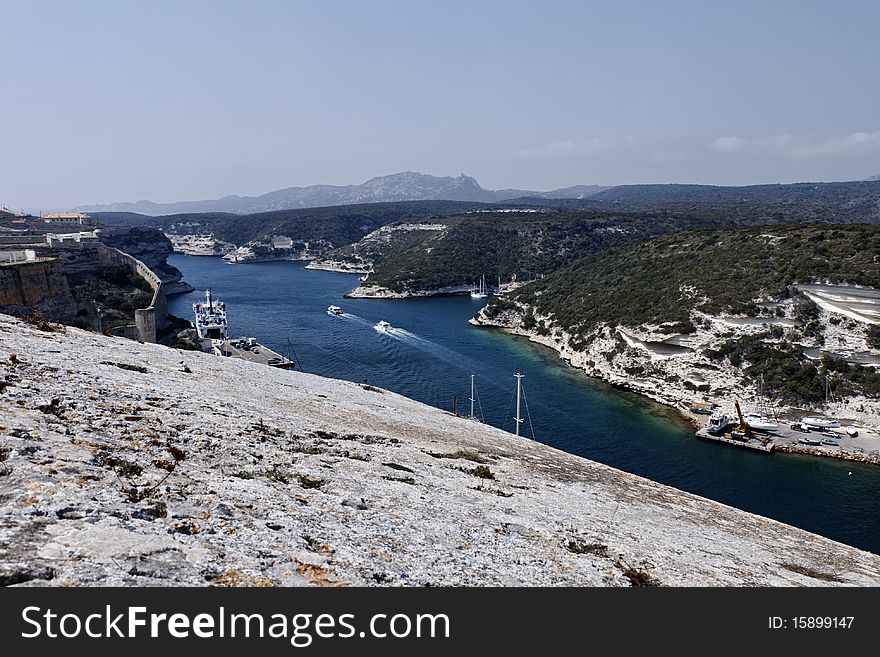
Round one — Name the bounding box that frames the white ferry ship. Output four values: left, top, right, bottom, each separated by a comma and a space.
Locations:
193, 289, 228, 340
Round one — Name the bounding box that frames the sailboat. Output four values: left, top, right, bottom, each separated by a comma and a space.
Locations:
470, 275, 488, 299
744, 374, 778, 433
801, 376, 841, 430
467, 373, 483, 422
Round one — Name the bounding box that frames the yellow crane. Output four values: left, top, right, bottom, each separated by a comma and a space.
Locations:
733, 400, 754, 440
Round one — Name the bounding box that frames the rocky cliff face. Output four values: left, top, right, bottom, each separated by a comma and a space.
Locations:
0, 259, 77, 321
2, 313, 880, 587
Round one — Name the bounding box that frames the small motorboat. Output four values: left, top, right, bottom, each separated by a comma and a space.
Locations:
799, 437, 822, 446
845, 426, 859, 438
327, 305, 344, 316
704, 412, 734, 435
374, 320, 392, 332
821, 438, 840, 447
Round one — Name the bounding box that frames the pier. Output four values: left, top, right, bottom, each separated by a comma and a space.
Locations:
695, 429, 776, 453
199, 336, 295, 369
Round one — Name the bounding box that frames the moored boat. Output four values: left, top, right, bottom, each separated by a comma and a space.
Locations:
801, 416, 841, 430
743, 412, 779, 433
470, 275, 488, 299
705, 411, 734, 435
193, 289, 228, 340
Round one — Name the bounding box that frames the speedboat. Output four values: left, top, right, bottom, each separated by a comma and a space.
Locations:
845, 426, 859, 438
705, 412, 734, 435
374, 320, 392, 332
743, 412, 778, 433
801, 416, 841, 430
327, 305, 343, 316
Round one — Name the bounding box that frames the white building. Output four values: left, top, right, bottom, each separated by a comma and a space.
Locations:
43, 211, 92, 225
45, 230, 101, 246
272, 236, 294, 249
0, 249, 37, 264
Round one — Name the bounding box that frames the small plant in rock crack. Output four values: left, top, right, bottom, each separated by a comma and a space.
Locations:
95, 451, 144, 478
16, 310, 60, 332
467, 465, 495, 480
38, 398, 63, 416
297, 474, 326, 489
266, 468, 293, 484
167, 444, 186, 462
565, 539, 609, 557
617, 559, 661, 587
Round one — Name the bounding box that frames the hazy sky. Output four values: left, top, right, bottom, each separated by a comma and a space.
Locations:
2, 0, 879, 209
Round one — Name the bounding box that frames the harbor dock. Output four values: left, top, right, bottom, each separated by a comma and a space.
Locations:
199, 336, 295, 369
695, 429, 776, 453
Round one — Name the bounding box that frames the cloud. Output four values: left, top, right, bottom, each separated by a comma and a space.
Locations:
785, 131, 880, 157
705, 131, 880, 159
709, 136, 747, 153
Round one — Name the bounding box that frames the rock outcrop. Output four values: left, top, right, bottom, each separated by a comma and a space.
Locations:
2, 313, 880, 587
0, 259, 77, 321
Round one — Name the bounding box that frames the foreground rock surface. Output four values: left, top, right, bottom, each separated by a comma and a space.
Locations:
1, 314, 879, 587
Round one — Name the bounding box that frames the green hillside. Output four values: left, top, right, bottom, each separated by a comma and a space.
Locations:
504, 224, 880, 332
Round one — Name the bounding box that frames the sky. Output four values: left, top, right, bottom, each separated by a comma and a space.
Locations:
2, 0, 879, 210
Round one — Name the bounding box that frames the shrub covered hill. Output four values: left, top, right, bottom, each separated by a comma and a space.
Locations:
357, 211, 724, 292
482, 224, 880, 407
337, 181, 880, 294
504, 224, 880, 329
92, 201, 487, 256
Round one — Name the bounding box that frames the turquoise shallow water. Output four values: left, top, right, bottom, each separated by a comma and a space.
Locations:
168, 255, 880, 554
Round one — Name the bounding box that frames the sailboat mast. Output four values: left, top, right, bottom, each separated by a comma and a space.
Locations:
469, 374, 475, 419
514, 372, 524, 436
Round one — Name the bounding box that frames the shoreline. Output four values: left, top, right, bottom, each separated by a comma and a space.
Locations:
305, 260, 371, 274
469, 316, 880, 466
345, 284, 473, 299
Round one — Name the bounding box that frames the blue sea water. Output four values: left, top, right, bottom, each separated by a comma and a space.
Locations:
168, 255, 880, 554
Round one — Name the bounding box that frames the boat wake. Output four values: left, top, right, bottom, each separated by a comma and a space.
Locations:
380, 327, 475, 371
330, 311, 373, 327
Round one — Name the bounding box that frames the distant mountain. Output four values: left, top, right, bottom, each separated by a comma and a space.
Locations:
77, 172, 609, 216
866, 174, 880, 181
580, 181, 880, 222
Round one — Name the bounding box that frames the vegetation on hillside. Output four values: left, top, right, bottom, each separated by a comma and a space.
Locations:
93, 201, 487, 254
706, 331, 880, 403
504, 224, 880, 334
365, 211, 729, 291
68, 265, 153, 331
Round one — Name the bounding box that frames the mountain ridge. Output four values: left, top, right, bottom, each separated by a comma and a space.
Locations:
77, 172, 609, 216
